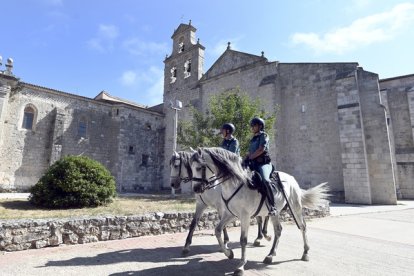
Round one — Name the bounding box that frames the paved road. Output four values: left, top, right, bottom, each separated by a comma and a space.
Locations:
1, 202, 413, 276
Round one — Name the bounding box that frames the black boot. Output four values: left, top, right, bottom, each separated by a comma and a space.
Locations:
263, 180, 277, 216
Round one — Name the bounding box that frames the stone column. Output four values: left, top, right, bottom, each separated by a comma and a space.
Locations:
408, 88, 414, 141
49, 108, 65, 165
336, 71, 372, 204
357, 70, 397, 204
0, 83, 10, 148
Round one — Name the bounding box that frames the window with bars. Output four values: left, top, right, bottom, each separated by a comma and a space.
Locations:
22, 106, 36, 130
78, 118, 87, 137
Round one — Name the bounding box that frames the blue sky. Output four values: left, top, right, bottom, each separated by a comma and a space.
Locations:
1, 0, 414, 106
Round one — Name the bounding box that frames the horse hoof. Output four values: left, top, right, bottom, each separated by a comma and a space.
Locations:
253, 240, 261, 247
234, 268, 244, 276
301, 254, 309, 262
264, 235, 272, 241
227, 249, 234, 259
181, 248, 190, 256
263, 255, 273, 264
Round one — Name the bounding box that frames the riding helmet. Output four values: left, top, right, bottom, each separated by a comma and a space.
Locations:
221, 123, 236, 134
250, 117, 265, 130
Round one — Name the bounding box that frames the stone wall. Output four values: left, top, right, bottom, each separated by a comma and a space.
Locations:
197, 62, 360, 197
380, 74, 414, 199
0, 203, 330, 252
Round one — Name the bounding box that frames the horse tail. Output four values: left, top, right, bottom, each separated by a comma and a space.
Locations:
300, 182, 330, 210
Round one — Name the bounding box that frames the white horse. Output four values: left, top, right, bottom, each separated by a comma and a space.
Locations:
189, 147, 329, 276
169, 151, 271, 256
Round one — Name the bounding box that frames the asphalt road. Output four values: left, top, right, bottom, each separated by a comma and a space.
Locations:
1, 203, 413, 276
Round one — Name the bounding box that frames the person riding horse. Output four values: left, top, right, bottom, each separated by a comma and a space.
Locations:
220, 123, 240, 156
243, 117, 277, 216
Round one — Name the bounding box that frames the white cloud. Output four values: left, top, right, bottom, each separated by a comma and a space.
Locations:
347, 0, 373, 11
98, 25, 119, 40
291, 2, 414, 54
87, 24, 119, 53
123, 38, 168, 56
120, 71, 137, 86
119, 66, 164, 105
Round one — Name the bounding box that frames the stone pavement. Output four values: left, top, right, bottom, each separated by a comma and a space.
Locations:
0, 200, 413, 276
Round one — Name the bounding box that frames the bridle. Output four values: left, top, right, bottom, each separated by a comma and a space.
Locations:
191, 159, 230, 193
171, 155, 192, 183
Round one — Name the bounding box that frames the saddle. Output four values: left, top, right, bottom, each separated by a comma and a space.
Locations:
247, 164, 277, 195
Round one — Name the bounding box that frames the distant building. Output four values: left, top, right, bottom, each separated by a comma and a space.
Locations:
1, 23, 413, 204
0, 58, 164, 193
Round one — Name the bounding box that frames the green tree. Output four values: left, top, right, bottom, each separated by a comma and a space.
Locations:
29, 155, 116, 208
178, 88, 276, 156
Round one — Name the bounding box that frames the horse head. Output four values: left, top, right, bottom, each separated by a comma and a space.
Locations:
190, 147, 250, 193
169, 150, 193, 190
190, 148, 216, 194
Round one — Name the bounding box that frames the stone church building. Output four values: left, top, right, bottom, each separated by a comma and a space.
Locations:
1, 22, 413, 204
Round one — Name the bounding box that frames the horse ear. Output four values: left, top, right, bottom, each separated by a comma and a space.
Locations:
173, 150, 179, 157
189, 147, 196, 153
197, 147, 202, 155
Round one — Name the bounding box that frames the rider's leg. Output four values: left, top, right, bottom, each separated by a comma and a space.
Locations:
258, 164, 277, 216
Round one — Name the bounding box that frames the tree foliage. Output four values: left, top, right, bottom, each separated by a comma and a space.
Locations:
177, 88, 276, 156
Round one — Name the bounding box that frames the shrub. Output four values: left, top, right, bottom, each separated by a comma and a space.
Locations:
29, 155, 116, 208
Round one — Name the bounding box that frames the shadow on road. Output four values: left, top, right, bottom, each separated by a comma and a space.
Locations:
40, 242, 302, 275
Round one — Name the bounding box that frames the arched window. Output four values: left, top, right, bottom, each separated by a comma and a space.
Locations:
78, 117, 87, 138
22, 105, 36, 130
184, 59, 191, 78
178, 36, 185, 53
170, 66, 177, 83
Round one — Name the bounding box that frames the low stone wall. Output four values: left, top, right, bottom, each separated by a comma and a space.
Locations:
0, 203, 329, 252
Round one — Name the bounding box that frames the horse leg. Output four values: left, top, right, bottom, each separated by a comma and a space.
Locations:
223, 227, 230, 249
292, 204, 310, 261
234, 214, 250, 276
290, 191, 310, 261
215, 212, 235, 259
263, 215, 282, 264
300, 217, 310, 261
182, 202, 207, 255
253, 216, 263, 247
262, 215, 272, 241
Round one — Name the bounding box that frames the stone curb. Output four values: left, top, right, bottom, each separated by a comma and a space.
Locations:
0, 203, 330, 252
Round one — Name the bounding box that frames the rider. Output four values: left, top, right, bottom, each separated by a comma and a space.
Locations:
244, 117, 277, 216
220, 123, 240, 156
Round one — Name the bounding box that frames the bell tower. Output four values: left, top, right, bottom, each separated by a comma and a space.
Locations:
162, 21, 205, 191
163, 20, 204, 91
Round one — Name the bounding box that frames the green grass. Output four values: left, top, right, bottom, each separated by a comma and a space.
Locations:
0, 195, 198, 220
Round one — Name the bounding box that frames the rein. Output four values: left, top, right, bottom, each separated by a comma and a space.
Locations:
191, 163, 230, 193
221, 183, 244, 217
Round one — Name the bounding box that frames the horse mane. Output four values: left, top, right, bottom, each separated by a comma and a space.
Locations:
170, 151, 193, 178
194, 147, 250, 186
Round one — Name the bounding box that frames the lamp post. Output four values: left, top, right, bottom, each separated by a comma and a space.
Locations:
171, 99, 182, 196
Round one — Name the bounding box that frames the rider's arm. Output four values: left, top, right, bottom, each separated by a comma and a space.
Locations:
249, 145, 265, 160
249, 133, 268, 160
229, 139, 238, 154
